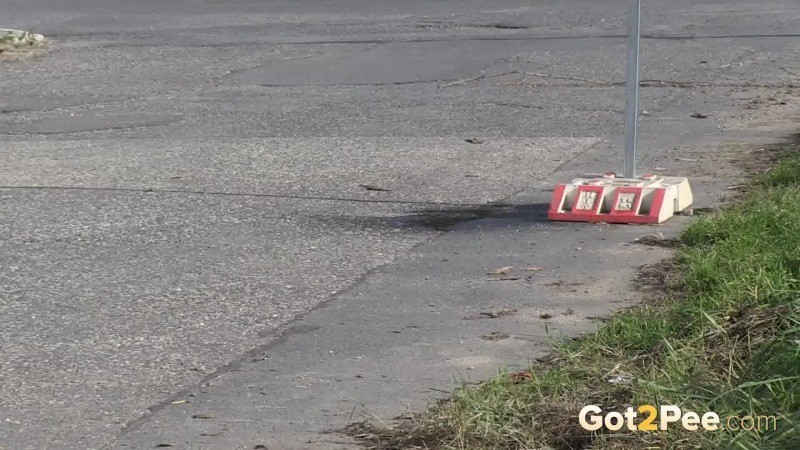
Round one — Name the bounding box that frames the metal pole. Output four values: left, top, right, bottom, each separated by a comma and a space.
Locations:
623, 0, 641, 178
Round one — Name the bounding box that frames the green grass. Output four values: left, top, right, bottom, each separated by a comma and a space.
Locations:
354, 146, 800, 450
0, 33, 15, 51
0, 30, 44, 54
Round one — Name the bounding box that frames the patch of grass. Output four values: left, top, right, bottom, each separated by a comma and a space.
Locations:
352, 145, 800, 449
0, 35, 15, 52
0, 29, 44, 54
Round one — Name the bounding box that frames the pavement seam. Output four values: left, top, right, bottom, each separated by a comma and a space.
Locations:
49, 32, 800, 49
0, 185, 517, 207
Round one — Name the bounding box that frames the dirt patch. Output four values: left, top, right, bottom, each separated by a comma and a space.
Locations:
735, 135, 800, 173
633, 232, 682, 248
634, 259, 683, 304
734, 89, 800, 132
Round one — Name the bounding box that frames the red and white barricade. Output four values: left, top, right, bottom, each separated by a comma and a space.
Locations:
548, 173, 693, 224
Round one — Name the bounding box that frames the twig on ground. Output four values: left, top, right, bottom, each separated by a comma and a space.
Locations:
439, 71, 517, 88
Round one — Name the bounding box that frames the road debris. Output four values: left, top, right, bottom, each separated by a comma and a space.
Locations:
725, 184, 746, 190
488, 276, 521, 281
482, 331, 510, 341
464, 308, 517, 320
358, 184, 391, 192
487, 266, 514, 275
544, 280, 586, 289
634, 232, 665, 244
606, 375, 634, 384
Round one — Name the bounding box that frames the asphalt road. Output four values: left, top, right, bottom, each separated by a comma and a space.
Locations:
1, 1, 799, 449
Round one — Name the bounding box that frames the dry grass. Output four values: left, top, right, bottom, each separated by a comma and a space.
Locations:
0, 29, 45, 59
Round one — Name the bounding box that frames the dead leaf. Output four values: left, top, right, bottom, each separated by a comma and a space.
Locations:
509, 370, 533, 383
482, 331, 510, 341
524, 266, 543, 272
465, 137, 484, 144
488, 266, 514, 275
539, 313, 553, 320
191, 414, 213, 420
690, 112, 709, 119
359, 184, 390, 192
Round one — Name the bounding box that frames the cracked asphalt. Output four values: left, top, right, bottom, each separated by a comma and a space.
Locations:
1, 0, 800, 448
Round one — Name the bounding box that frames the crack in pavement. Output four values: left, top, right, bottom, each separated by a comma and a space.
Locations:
0, 185, 514, 207
49, 32, 800, 49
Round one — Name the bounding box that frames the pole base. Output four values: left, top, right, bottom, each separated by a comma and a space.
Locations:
548, 173, 693, 224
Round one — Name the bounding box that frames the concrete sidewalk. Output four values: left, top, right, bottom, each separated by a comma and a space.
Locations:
1, 1, 799, 449
111, 125, 800, 449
